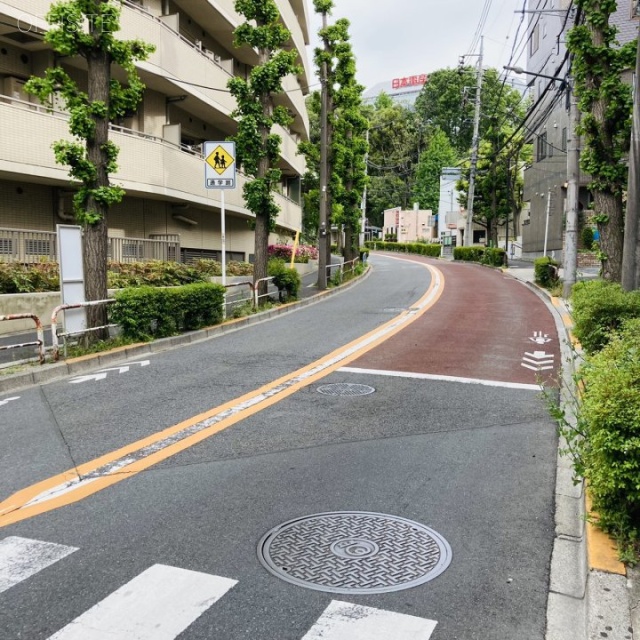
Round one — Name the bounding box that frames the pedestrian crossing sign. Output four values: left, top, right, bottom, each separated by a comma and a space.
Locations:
204, 141, 236, 190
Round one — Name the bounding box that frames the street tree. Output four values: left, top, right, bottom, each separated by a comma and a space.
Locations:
229, 0, 301, 299
567, 0, 636, 281
299, 91, 321, 240
329, 20, 368, 261
25, 0, 153, 339
412, 128, 458, 214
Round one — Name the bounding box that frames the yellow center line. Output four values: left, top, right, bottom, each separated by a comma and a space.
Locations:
0, 262, 444, 528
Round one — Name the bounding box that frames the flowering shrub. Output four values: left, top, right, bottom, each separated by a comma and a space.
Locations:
268, 244, 319, 263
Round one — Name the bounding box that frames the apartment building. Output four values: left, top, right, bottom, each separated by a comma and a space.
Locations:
521, 0, 637, 261
0, 0, 311, 263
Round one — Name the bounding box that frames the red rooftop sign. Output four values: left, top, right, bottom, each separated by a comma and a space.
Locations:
392, 74, 428, 89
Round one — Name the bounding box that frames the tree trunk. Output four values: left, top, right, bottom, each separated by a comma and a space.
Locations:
84, 43, 111, 341
254, 212, 269, 300
594, 190, 624, 281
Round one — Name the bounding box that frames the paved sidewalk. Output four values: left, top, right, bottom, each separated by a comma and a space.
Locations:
503, 261, 636, 640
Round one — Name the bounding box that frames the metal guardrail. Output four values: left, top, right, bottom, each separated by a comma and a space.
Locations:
51, 299, 116, 361
0, 314, 45, 364
323, 258, 360, 284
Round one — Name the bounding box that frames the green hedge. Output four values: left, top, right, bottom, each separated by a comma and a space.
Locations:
364, 240, 441, 257
453, 245, 506, 267
109, 282, 225, 341
579, 318, 640, 551
534, 256, 560, 289
571, 280, 640, 354
0, 262, 60, 293
268, 258, 301, 302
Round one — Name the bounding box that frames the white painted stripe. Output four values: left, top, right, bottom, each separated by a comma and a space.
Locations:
47, 564, 237, 640
301, 600, 437, 640
339, 366, 542, 391
0, 536, 77, 594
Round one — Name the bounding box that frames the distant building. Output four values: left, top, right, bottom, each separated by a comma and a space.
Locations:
383, 206, 435, 242
363, 73, 428, 108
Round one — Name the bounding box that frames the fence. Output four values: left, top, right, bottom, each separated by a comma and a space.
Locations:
0, 228, 181, 264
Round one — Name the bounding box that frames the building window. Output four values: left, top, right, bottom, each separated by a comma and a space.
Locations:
530, 24, 540, 55
537, 132, 548, 161
562, 127, 568, 151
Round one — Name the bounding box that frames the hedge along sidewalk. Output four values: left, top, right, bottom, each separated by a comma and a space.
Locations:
503, 266, 632, 640
0, 265, 372, 395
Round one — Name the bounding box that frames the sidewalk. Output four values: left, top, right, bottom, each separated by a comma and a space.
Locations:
503, 262, 637, 640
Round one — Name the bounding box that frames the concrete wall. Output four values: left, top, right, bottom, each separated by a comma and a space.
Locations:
0, 292, 59, 334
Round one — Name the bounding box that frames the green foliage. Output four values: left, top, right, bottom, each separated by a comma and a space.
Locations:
453, 246, 506, 267
571, 280, 640, 354
533, 256, 560, 289
110, 282, 224, 341
581, 225, 595, 250
267, 258, 301, 301
365, 240, 441, 257
579, 318, 640, 555
0, 262, 60, 293
412, 128, 458, 212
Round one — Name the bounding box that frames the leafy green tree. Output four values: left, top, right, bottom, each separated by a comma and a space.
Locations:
329, 20, 368, 261
299, 91, 321, 240
567, 0, 636, 282
413, 128, 458, 213
229, 0, 301, 298
25, 0, 153, 338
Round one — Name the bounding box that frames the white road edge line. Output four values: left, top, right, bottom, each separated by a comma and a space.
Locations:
339, 366, 542, 391
300, 600, 437, 640
0, 536, 78, 594
47, 564, 237, 640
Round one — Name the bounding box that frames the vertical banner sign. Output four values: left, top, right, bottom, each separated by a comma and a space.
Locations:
56, 225, 86, 334
204, 141, 236, 318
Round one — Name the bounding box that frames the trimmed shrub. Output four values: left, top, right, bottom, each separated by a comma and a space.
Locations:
452, 246, 505, 266
534, 256, 560, 289
571, 280, 640, 354
364, 240, 441, 257
268, 244, 318, 263
109, 282, 224, 341
268, 258, 301, 302
0, 262, 60, 293
580, 318, 640, 549
581, 226, 595, 250
483, 247, 507, 267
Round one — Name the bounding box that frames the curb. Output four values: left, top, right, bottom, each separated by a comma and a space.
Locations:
504, 271, 634, 640
0, 267, 370, 395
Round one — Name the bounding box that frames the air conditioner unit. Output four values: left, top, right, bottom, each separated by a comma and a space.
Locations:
4, 76, 29, 101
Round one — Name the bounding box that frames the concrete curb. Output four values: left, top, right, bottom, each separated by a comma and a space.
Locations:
504, 270, 634, 640
0, 267, 370, 395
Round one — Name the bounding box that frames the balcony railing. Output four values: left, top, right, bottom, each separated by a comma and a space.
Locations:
0, 228, 181, 264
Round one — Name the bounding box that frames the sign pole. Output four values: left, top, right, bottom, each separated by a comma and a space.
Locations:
221, 189, 226, 320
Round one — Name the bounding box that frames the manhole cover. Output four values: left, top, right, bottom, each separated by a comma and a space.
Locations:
316, 383, 375, 396
258, 511, 452, 594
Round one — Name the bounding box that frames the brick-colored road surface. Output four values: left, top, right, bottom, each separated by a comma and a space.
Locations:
352, 256, 560, 386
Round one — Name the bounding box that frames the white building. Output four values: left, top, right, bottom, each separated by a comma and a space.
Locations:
0, 0, 311, 263
383, 205, 435, 243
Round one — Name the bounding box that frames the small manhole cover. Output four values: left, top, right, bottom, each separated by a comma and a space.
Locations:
317, 383, 375, 396
258, 511, 452, 594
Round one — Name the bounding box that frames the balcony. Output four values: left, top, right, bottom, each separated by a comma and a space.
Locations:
0, 97, 302, 232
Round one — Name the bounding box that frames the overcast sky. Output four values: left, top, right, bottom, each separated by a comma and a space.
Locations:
306, 0, 526, 90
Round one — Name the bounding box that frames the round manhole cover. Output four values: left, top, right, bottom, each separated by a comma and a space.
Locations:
258, 511, 452, 594
317, 383, 375, 396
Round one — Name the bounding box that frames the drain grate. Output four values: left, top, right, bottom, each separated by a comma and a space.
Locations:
316, 383, 375, 396
258, 511, 452, 594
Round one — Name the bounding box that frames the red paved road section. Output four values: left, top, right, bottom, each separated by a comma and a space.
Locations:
352, 256, 560, 386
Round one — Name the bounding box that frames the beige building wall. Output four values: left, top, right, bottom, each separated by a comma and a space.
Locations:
383, 207, 436, 242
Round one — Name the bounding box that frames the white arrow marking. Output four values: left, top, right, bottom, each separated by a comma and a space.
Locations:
98, 366, 130, 374
522, 362, 555, 371
0, 396, 20, 407
524, 350, 554, 360
529, 331, 552, 344
69, 372, 108, 384
128, 360, 150, 367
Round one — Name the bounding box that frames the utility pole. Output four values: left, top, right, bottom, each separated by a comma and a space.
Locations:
317, 10, 329, 290
359, 128, 369, 248
465, 37, 484, 246
543, 189, 552, 257
563, 84, 581, 297
622, 6, 640, 291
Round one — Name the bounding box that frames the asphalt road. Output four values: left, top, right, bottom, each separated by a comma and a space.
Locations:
0, 254, 560, 640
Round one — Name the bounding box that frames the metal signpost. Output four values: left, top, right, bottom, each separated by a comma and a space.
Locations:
204, 141, 236, 317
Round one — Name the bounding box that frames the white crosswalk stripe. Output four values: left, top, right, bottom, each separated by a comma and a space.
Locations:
1, 536, 439, 639
300, 600, 438, 640
47, 564, 237, 640
0, 536, 77, 594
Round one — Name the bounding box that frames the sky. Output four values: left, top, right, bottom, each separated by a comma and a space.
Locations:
306, 0, 528, 91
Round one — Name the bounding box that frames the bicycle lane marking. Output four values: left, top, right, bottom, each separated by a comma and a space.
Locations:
0, 261, 444, 528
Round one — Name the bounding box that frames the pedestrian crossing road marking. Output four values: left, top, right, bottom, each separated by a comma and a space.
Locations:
1, 536, 439, 640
